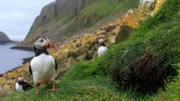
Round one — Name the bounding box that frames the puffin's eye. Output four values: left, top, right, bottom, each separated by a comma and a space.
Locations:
40, 39, 43, 43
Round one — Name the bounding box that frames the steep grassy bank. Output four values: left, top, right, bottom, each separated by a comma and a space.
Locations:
100, 0, 180, 93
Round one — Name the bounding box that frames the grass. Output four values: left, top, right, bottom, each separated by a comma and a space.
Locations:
97, 0, 180, 95
79, 0, 139, 28
56, 16, 72, 23
81, 0, 139, 18
1, 62, 152, 101
59, 0, 139, 36
2, 0, 180, 100
56, 16, 76, 24
156, 64, 180, 101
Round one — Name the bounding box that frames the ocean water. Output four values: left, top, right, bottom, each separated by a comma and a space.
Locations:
0, 43, 34, 74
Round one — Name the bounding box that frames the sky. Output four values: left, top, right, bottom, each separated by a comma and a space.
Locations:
0, 0, 55, 41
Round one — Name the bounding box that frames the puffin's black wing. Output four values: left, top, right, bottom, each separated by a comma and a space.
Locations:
22, 81, 32, 91
29, 65, 32, 75
54, 59, 58, 71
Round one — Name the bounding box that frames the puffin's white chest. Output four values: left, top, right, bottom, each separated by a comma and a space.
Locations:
30, 54, 56, 84
98, 46, 108, 57
15, 83, 24, 91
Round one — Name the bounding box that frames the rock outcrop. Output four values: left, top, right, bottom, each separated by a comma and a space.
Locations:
56, 0, 96, 17
17, 0, 98, 47
0, 32, 12, 44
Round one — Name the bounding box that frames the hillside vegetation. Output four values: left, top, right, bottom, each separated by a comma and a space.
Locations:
2, 0, 180, 100
18, 0, 139, 47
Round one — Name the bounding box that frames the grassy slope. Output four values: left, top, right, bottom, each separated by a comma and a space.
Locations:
81, 0, 138, 18
2, 60, 149, 101
2, 0, 180, 100
60, 0, 139, 36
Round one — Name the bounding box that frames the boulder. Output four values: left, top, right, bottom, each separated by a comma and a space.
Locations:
108, 23, 116, 29
70, 51, 79, 58
88, 50, 95, 59
153, 0, 166, 14
66, 57, 77, 68
90, 46, 96, 52
89, 36, 98, 44
63, 49, 71, 59
81, 34, 91, 46
97, 30, 107, 35
101, 25, 111, 31
74, 40, 81, 48
94, 43, 100, 50
85, 43, 93, 49
108, 34, 116, 44
77, 55, 86, 61
79, 47, 89, 54
138, 0, 155, 8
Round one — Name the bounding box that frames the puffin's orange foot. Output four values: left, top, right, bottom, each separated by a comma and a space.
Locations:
50, 88, 55, 91
36, 84, 40, 94
50, 82, 55, 91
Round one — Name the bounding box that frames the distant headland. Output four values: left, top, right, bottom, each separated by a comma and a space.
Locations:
0, 31, 17, 44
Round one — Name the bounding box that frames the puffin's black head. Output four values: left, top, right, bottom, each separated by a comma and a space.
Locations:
34, 37, 54, 50
98, 37, 105, 46
34, 37, 54, 56
17, 76, 24, 83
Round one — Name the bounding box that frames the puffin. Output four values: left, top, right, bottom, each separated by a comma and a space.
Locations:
29, 37, 57, 94
98, 38, 108, 57
15, 76, 32, 91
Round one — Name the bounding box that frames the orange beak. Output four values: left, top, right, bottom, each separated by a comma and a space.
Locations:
47, 38, 54, 48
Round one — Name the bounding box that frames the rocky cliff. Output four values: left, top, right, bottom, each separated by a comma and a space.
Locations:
0, 32, 12, 44
17, 0, 139, 47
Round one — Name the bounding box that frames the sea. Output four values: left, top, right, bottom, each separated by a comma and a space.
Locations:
0, 43, 34, 74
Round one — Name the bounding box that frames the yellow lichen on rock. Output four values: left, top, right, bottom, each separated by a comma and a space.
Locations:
66, 57, 77, 68
153, 0, 166, 14
122, 9, 144, 29
81, 34, 91, 46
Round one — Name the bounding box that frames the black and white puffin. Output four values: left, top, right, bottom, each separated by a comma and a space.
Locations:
29, 37, 57, 94
15, 76, 32, 91
98, 38, 108, 57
